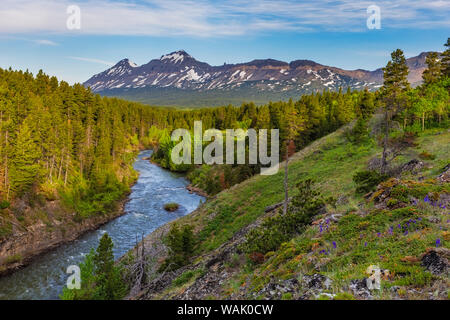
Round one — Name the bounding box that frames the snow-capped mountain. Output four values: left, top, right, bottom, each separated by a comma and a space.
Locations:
83, 50, 431, 107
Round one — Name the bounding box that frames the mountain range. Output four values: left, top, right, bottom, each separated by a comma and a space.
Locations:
83, 50, 431, 107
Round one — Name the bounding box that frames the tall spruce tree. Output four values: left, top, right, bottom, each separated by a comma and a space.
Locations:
441, 38, 450, 77
10, 120, 41, 197
380, 49, 410, 174
282, 99, 304, 215
423, 52, 442, 85
94, 233, 126, 300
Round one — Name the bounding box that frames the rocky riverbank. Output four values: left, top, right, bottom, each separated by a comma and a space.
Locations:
0, 197, 129, 276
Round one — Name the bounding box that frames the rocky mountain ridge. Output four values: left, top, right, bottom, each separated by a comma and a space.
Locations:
84, 50, 432, 106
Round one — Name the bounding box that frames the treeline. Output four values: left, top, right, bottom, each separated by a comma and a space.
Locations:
0, 68, 180, 219
149, 88, 377, 194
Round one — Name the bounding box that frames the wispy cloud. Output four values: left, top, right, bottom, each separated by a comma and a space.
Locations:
68, 56, 114, 66
0, 0, 448, 37
34, 39, 58, 46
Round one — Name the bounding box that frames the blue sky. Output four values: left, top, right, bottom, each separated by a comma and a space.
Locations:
0, 0, 449, 84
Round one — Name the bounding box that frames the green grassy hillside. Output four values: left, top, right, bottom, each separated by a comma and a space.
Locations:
123, 122, 449, 300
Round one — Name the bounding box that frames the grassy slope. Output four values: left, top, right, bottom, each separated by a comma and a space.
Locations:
135, 125, 449, 300
192, 125, 379, 253
223, 128, 449, 300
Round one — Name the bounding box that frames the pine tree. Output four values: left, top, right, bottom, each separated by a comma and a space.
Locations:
422, 52, 442, 85
282, 100, 304, 215
94, 233, 126, 299
161, 224, 196, 271
351, 89, 374, 143
441, 38, 450, 77
10, 120, 41, 196
380, 49, 410, 174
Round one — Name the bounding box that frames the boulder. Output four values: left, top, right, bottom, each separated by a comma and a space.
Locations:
349, 279, 372, 299
421, 248, 449, 275
398, 159, 424, 175
437, 164, 450, 183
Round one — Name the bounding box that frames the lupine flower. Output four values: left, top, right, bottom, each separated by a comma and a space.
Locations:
332, 241, 337, 249
364, 242, 367, 247
424, 195, 430, 203
436, 239, 441, 247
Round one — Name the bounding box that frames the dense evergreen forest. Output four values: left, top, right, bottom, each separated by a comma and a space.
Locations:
0, 68, 370, 212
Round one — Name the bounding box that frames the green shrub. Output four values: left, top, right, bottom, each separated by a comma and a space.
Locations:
334, 292, 355, 300
281, 293, 293, 300
5, 254, 22, 264
241, 179, 324, 254
172, 269, 204, 287
353, 170, 389, 194
348, 117, 370, 144
0, 200, 10, 210
60, 233, 127, 300
0, 223, 12, 238
164, 202, 179, 212
60, 171, 127, 219
160, 224, 196, 271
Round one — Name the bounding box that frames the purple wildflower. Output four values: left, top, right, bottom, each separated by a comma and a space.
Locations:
436, 239, 441, 247
424, 195, 430, 203
332, 241, 337, 249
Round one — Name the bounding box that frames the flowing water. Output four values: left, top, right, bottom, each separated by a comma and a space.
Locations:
0, 150, 204, 300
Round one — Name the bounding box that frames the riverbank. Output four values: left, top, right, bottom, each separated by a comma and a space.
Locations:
0, 150, 204, 300
0, 195, 130, 277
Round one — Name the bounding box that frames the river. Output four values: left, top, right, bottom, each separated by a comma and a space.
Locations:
0, 150, 204, 300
